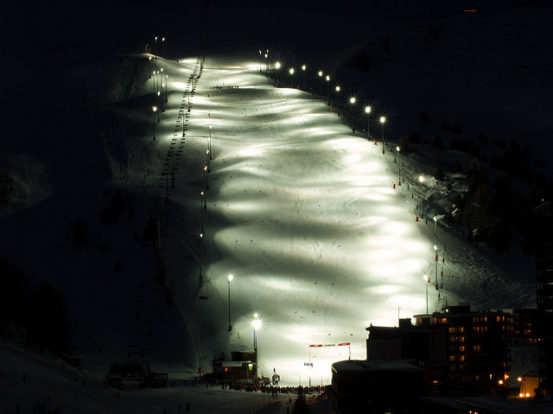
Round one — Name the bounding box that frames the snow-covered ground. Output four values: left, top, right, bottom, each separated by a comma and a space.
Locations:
1, 3, 545, 410
184, 55, 535, 385
0, 343, 295, 414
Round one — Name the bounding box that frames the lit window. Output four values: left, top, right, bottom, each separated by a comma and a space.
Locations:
449, 355, 456, 362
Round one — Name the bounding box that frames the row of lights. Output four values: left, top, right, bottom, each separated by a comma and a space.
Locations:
260, 51, 388, 140
260, 49, 444, 315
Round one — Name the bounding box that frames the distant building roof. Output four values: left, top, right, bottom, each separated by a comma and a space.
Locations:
332, 359, 422, 373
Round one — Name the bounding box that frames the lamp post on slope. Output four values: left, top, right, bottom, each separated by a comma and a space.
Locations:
251, 313, 262, 383
227, 274, 234, 331
423, 274, 430, 314
379, 116, 386, 154
365, 106, 371, 141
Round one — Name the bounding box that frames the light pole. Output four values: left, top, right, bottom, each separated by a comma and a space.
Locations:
396, 146, 401, 185
274, 61, 281, 86
323, 74, 330, 105
379, 116, 386, 154
264, 53, 268, 74
317, 70, 324, 96
159, 68, 164, 111
433, 217, 438, 291
208, 126, 212, 159
364, 106, 371, 141
200, 190, 206, 210
251, 313, 262, 379
349, 96, 356, 118
154, 36, 158, 55
423, 274, 430, 314
152, 106, 158, 140
289, 67, 295, 88
258, 49, 262, 72
227, 274, 234, 331
165, 74, 168, 103
161, 37, 165, 58
301, 64, 306, 89
418, 175, 425, 219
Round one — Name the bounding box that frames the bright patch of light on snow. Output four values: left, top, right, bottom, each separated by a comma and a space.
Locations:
193, 59, 438, 386
170, 81, 189, 90
369, 285, 402, 295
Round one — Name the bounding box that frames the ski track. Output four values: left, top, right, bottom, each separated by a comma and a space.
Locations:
166, 56, 532, 386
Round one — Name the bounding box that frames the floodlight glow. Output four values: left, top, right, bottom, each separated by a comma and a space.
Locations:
301, 64, 306, 71
162, 37, 165, 42
228, 274, 234, 282
318, 70, 323, 77
275, 61, 281, 69
419, 175, 425, 183
152, 106, 157, 112
365, 106, 371, 114
349, 97, 356, 104
380, 116, 386, 124
289, 68, 295, 75
264, 53, 268, 58
325, 75, 330, 81
396, 146, 400, 152
335, 86, 341, 92
252, 318, 262, 330
160, 67, 164, 72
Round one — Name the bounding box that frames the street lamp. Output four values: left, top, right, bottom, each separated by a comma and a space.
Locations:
251, 313, 262, 386
379, 116, 386, 154
349, 96, 356, 104
317, 70, 323, 96
301, 64, 306, 89
364, 106, 371, 140
208, 125, 212, 159
251, 313, 262, 351
274, 61, 281, 86
325, 74, 331, 105
289, 67, 295, 88
423, 274, 430, 314
227, 274, 234, 331
161, 37, 165, 58
152, 106, 158, 140
335, 85, 341, 93
258, 49, 262, 72
165, 74, 168, 103
418, 175, 425, 219
433, 216, 438, 290
396, 146, 401, 185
